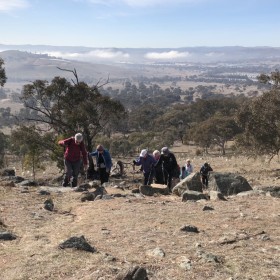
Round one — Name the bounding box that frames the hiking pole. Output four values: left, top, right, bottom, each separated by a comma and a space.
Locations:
147, 168, 152, 186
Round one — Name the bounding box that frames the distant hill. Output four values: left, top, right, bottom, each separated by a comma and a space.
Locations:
0, 50, 138, 84
1, 45, 280, 91
1, 44, 280, 64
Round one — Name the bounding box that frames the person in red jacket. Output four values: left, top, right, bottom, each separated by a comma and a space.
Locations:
58, 133, 88, 187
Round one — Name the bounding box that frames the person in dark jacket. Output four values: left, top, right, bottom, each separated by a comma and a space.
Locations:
58, 133, 88, 187
153, 150, 164, 184
90, 144, 112, 185
133, 149, 157, 186
154, 147, 178, 192
200, 162, 213, 188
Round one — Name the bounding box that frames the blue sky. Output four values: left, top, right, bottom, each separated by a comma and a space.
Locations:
1, 0, 280, 48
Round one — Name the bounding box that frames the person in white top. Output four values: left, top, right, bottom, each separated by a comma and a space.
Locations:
185, 159, 194, 175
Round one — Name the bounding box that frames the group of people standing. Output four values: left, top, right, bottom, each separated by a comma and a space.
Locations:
58, 132, 213, 190
133, 147, 178, 192
58, 133, 112, 188
133, 148, 214, 191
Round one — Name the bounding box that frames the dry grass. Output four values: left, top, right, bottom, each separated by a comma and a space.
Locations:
1, 146, 280, 280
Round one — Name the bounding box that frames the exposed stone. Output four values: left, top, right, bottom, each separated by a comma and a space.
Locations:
116, 266, 148, 280
74, 183, 92, 192
0, 168, 15, 176
172, 172, 203, 196
59, 235, 95, 252
180, 225, 199, 233
81, 192, 95, 202
182, 190, 208, 201
208, 172, 252, 195
202, 205, 214, 211
197, 250, 222, 263
146, 247, 165, 258
38, 190, 51, 195
44, 198, 54, 211
139, 185, 169, 196
19, 180, 38, 187
176, 256, 192, 270
0, 231, 17, 240
209, 191, 227, 201
261, 186, 280, 198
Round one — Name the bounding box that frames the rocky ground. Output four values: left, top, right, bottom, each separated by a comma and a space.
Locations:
0, 149, 280, 280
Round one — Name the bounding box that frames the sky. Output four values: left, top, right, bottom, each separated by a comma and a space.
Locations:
1, 0, 280, 49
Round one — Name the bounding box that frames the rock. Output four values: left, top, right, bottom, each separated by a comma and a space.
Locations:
261, 186, 280, 198
146, 247, 165, 258
202, 205, 214, 211
180, 225, 199, 233
209, 191, 227, 201
44, 198, 54, 211
74, 183, 92, 192
172, 172, 203, 196
176, 256, 192, 270
0, 176, 24, 183
139, 185, 169, 196
93, 186, 107, 197
208, 172, 252, 195
38, 190, 51, 195
116, 266, 148, 280
182, 190, 208, 201
131, 188, 140, 193
0, 168, 15, 176
19, 180, 38, 187
0, 231, 17, 240
236, 190, 266, 197
197, 250, 221, 263
81, 192, 95, 202
59, 235, 95, 252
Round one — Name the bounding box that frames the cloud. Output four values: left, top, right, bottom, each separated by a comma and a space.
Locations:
145, 51, 191, 60
45, 49, 130, 61
0, 0, 29, 12
205, 52, 225, 57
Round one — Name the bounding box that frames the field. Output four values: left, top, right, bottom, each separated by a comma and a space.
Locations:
0, 144, 280, 280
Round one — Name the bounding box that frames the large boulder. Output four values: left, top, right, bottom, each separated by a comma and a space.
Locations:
208, 172, 252, 195
172, 172, 202, 196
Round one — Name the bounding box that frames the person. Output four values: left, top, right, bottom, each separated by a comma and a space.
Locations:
185, 159, 194, 176
152, 150, 164, 184
179, 166, 188, 180
200, 161, 213, 188
154, 147, 178, 192
133, 149, 157, 186
86, 152, 99, 180
90, 144, 112, 185
58, 133, 88, 187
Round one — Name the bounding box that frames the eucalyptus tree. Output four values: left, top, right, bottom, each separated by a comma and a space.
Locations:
236, 70, 280, 160
186, 115, 241, 155
18, 69, 126, 152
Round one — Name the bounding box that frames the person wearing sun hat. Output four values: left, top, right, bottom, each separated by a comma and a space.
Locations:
58, 133, 88, 187
90, 144, 112, 185
133, 149, 157, 185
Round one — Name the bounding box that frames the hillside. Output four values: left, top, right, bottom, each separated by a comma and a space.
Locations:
0, 147, 279, 280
